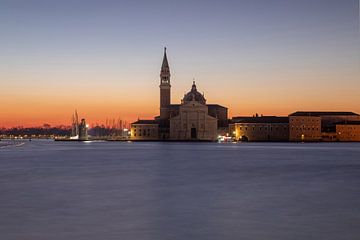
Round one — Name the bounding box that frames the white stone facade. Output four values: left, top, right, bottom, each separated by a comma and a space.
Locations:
170, 101, 217, 141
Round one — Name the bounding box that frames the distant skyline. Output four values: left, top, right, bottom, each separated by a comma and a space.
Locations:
1, 0, 359, 127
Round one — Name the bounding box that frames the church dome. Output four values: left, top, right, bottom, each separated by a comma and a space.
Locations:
183, 81, 206, 104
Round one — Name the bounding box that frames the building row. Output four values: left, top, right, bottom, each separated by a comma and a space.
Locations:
130, 48, 360, 142
230, 112, 360, 142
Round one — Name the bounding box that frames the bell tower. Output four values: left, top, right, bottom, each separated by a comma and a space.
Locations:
160, 47, 171, 119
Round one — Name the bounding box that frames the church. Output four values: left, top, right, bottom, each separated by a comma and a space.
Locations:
130, 48, 228, 141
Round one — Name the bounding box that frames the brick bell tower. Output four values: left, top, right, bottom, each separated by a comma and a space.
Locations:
159, 47, 171, 119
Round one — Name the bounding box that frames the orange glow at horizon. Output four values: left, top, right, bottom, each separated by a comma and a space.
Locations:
1, 50, 359, 128
2, 80, 360, 128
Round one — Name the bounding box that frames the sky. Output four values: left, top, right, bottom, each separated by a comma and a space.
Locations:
0, 0, 359, 127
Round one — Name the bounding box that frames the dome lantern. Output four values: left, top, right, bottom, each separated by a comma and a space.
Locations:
182, 81, 206, 105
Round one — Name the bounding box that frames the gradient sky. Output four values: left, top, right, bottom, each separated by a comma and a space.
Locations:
1, 0, 359, 127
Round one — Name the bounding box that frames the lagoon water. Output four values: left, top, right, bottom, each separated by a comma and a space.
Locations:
0, 140, 360, 240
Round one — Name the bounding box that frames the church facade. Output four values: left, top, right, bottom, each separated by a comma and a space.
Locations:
169, 82, 218, 140
130, 48, 228, 141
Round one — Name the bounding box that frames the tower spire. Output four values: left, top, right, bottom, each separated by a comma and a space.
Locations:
159, 47, 171, 119
160, 46, 170, 84
161, 47, 169, 71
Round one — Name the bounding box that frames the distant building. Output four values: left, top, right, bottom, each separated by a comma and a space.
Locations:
131, 120, 159, 140
130, 48, 228, 141
230, 116, 289, 142
336, 121, 360, 142
78, 119, 88, 140
321, 132, 338, 142
289, 114, 321, 142
69, 111, 88, 140
289, 111, 360, 142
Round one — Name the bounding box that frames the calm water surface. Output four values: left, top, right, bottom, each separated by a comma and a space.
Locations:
0, 140, 360, 240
